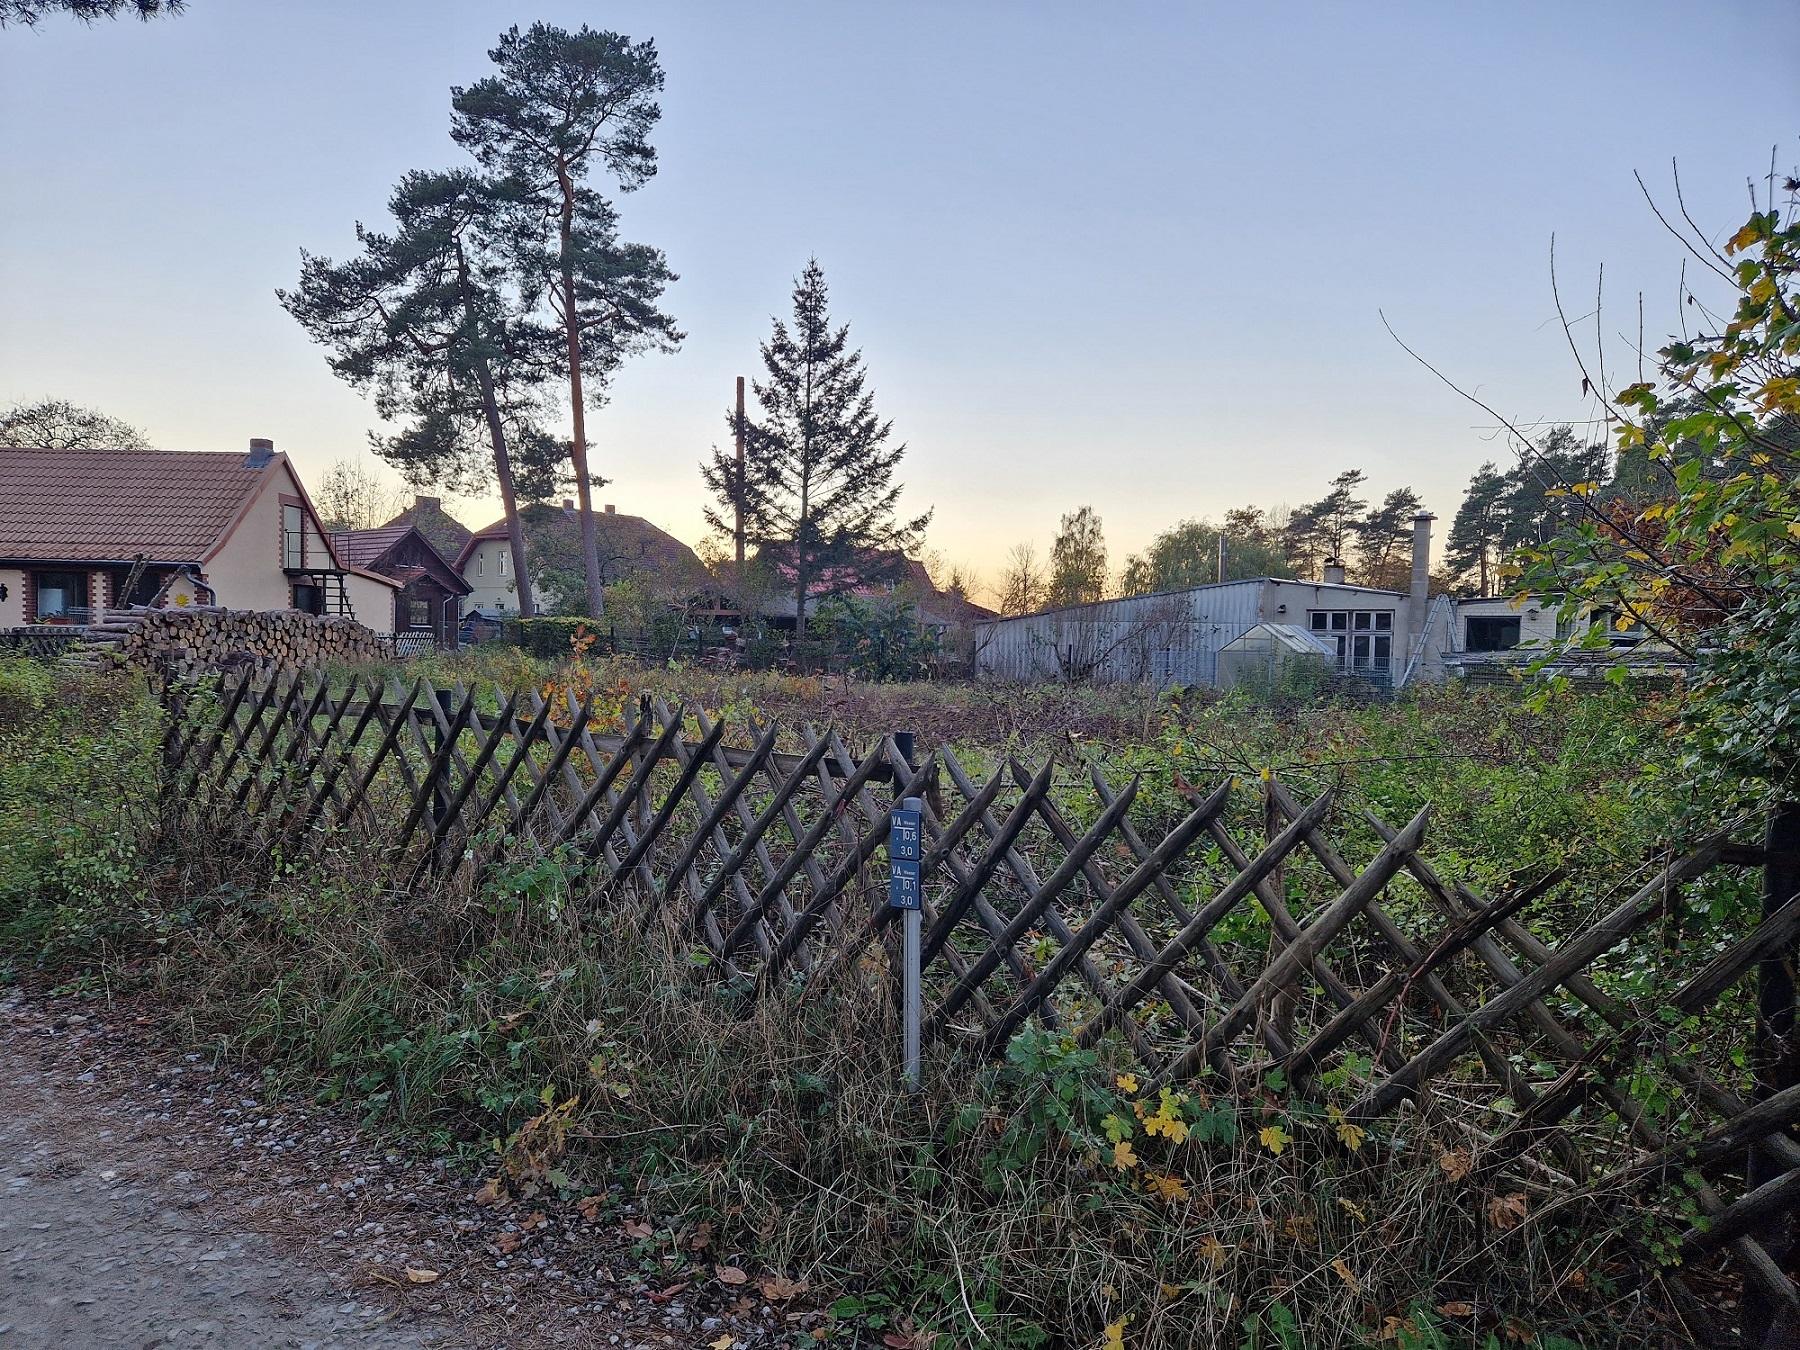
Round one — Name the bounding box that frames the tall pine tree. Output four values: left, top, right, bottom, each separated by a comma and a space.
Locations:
452, 22, 675, 621
1445, 462, 1508, 594
704, 260, 929, 632
280, 169, 552, 616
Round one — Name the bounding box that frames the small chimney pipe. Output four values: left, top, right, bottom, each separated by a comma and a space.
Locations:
604, 503, 616, 514
1322, 559, 1346, 586
245, 437, 275, 468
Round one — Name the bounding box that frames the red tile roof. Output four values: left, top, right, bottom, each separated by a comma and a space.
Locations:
328, 525, 412, 569
0, 447, 273, 562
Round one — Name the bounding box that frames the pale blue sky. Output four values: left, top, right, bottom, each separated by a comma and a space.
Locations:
3, 1, 1796, 593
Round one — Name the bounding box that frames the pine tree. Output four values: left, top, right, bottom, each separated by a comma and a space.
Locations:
1353, 487, 1423, 590
452, 22, 677, 621
280, 169, 552, 616
1047, 506, 1108, 607
704, 260, 929, 632
1446, 462, 1508, 594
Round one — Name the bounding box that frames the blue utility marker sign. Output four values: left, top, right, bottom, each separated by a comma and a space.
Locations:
889, 858, 922, 910
889, 804, 922, 861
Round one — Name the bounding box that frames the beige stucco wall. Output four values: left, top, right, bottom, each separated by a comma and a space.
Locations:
0, 568, 24, 626
201, 460, 314, 611
344, 572, 397, 634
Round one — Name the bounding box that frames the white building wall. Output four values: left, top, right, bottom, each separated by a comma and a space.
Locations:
344, 572, 397, 634
0, 568, 24, 625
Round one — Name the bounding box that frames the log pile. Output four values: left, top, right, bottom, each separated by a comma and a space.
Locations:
73, 607, 387, 679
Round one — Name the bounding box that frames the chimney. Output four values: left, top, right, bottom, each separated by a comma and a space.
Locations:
562, 498, 575, 511
1409, 512, 1435, 618
244, 437, 274, 469
604, 503, 616, 514
1322, 559, 1346, 586
414, 494, 440, 509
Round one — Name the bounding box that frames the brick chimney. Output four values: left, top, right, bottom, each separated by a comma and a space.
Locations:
562, 498, 575, 511
1409, 513, 1435, 618
244, 437, 274, 469
1322, 559, 1346, 586
414, 494, 440, 509
604, 503, 616, 514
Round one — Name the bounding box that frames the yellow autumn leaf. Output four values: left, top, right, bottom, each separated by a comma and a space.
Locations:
711, 1337, 735, 1350
1335, 1119, 1367, 1152
1102, 1317, 1129, 1350
1115, 1073, 1139, 1095
1112, 1139, 1140, 1170
1144, 1170, 1190, 1204
1197, 1233, 1229, 1267
1259, 1124, 1290, 1156
1331, 1258, 1361, 1293
1338, 1197, 1368, 1224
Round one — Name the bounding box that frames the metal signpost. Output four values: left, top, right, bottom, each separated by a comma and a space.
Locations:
889, 794, 924, 1090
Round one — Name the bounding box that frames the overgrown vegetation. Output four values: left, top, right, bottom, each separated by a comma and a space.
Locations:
2, 644, 1751, 1347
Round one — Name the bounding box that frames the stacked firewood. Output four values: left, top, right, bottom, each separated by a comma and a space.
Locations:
73, 607, 386, 679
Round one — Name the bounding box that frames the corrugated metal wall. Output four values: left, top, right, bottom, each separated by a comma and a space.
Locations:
974, 583, 1267, 687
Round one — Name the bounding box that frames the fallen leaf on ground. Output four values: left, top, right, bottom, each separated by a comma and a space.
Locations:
716, 1264, 750, 1285
492, 1230, 522, 1254
760, 1274, 808, 1301
519, 1210, 548, 1231
646, 1281, 688, 1305
710, 1336, 735, 1349
473, 1177, 505, 1206
1486, 1192, 1529, 1231
1330, 1258, 1360, 1293
576, 1195, 602, 1222
1438, 1301, 1476, 1317
403, 1267, 439, 1284
1438, 1148, 1472, 1182
622, 1220, 653, 1240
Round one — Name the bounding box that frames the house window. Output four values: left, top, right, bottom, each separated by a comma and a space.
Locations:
476, 555, 485, 577
1466, 615, 1522, 652
282, 503, 307, 568
408, 599, 431, 629
1307, 609, 1394, 671
498, 548, 508, 575
33, 570, 88, 621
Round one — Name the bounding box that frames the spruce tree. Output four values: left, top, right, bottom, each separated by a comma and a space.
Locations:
1353, 486, 1423, 589
280, 169, 551, 616
452, 22, 677, 621
704, 260, 930, 632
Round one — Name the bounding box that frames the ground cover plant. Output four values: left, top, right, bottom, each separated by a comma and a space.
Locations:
0, 651, 1771, 1348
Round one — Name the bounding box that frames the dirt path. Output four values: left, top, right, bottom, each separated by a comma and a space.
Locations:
0, 993, 799, 1350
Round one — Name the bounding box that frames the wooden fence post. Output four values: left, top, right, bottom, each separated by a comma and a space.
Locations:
1746, 799, 1800, 1346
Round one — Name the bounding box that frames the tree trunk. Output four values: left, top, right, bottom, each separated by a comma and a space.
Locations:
475, 362, 535, 620
455, 239, 534, 619
558, 164, 605, 620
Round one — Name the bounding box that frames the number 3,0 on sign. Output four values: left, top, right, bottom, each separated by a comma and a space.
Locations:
888, 799, 923, 910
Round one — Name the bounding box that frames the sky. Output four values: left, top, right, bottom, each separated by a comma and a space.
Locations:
3, 1, 1797, 601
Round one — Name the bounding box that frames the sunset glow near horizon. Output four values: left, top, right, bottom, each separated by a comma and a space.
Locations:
3, 1, 1797, 600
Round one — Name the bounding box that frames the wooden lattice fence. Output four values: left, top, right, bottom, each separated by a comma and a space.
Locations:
159, 671, 1800, 1331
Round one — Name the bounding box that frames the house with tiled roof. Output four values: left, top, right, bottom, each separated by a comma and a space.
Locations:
378, 493, 473, 564
455, 499, 707, 618
0, 439, 398, 630
328, 523, 471, 649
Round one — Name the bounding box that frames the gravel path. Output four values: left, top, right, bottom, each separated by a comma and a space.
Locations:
0, 993, 810, 1350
